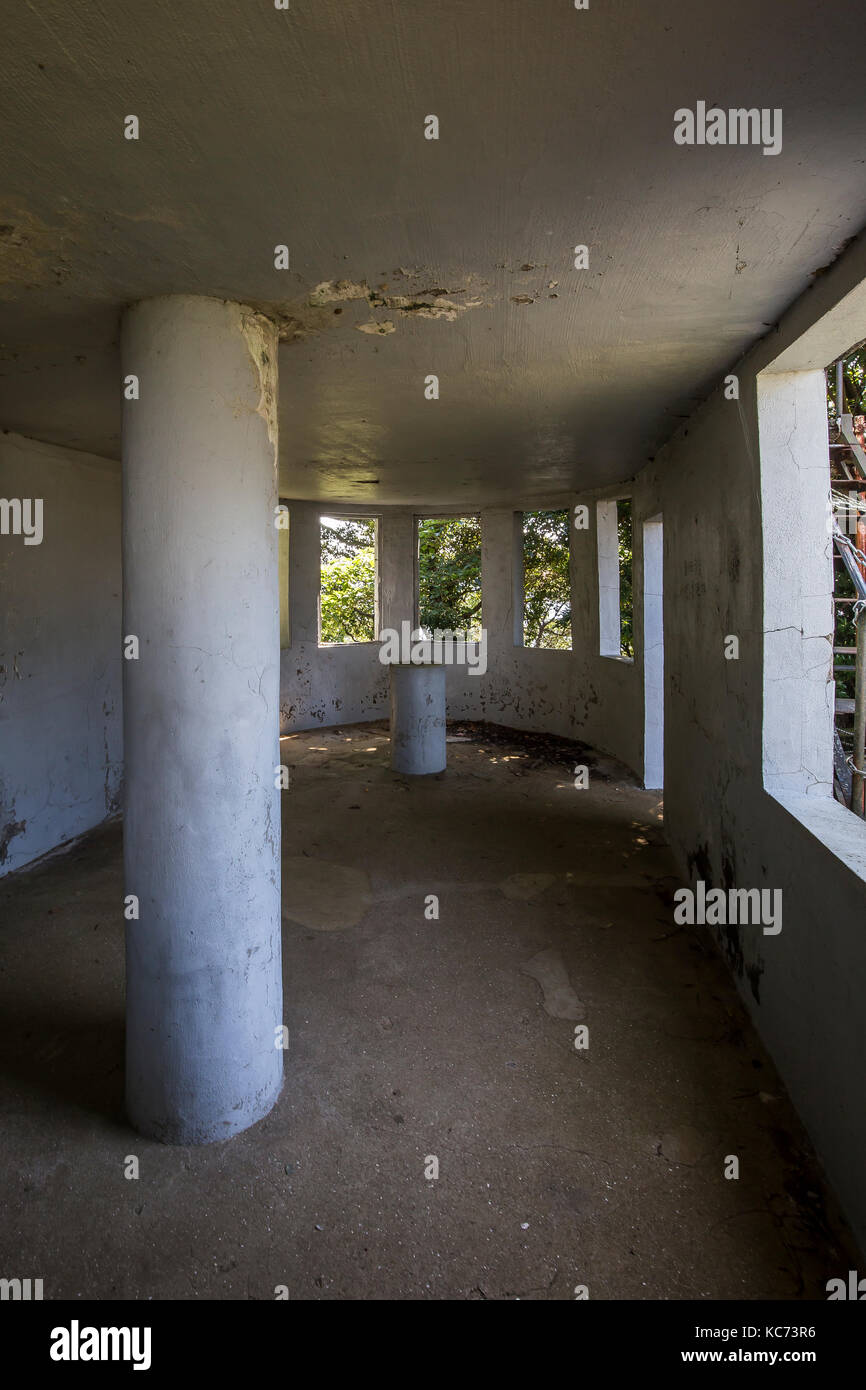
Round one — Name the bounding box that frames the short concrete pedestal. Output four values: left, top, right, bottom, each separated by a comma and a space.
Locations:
389, 663, 447, 774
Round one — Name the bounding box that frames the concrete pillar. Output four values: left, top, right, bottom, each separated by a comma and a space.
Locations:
390, 663, 447, 773
478, 508, 519, 716
122, 296, 283, 1144
480, 508, 520, 654
288, 501, 321, 645
380, 510, 415, 633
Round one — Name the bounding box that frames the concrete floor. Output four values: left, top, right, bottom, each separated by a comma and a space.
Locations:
0, 722, 858, 1300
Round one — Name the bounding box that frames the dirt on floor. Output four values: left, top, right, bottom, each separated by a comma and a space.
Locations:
0, 721, 859, 1299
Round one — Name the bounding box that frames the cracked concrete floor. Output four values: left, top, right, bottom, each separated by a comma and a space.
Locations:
0, 721, 858, 1300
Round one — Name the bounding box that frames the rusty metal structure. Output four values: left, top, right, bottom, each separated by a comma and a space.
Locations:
831, 364, 866, 815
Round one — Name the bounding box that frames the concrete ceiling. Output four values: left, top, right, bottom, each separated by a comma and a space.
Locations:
1, 0, 865, 504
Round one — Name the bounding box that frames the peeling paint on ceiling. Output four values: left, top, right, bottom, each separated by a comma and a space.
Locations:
0, 0, 864, 503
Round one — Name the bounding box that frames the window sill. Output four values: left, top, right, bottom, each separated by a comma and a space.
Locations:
768, 786, 866, 884
317, 640, 380, 649
515, 645, 573, 653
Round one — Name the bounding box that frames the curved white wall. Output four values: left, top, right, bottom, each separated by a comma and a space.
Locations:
278, 498, 646, 779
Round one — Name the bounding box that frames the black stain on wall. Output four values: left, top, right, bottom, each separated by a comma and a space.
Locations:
0, 817, 26, 864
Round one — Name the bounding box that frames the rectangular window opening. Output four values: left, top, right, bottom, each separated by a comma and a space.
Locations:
520, 509, 572, 649
758, 300, 866, 849
318, 514, 379, 645
758, 279, 866, 874
827, 346, 866, 816
416, 515, 482, 639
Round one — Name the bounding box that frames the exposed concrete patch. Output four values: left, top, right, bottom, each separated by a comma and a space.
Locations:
309, 281, 370, 307
239, 307, 279, 458
248, 273, 491, 346
500, 872, 556, 900
0, 204, 77, 287
307, 278, 487, 332
520, 947, 584, 1021
659, 1127, 709, 1166
281, 854, 372, 931
374, 294, 484, 322
368, 291, 484, 322
356, 320, 395, 336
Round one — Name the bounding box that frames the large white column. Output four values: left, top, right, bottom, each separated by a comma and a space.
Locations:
122, 296, 283, 1144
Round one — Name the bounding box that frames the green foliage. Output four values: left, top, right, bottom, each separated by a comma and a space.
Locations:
319, 516, 376, 643
618, 499, 634, 659
320, 516, 374, 565
827, 345, 866, 422
418, 516, 482, 636
522, 510, 572, 648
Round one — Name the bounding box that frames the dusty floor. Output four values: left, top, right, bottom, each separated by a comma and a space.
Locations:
0, 721, 858, 1300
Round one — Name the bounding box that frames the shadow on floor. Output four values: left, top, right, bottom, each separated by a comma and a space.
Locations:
0, 724, 859, 1299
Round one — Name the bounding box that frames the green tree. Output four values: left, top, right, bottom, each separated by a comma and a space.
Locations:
418, 516, 482, 636
319, 516, 376, 643
618, 499, 634, 659
522, 510, 572, 648
320, 516, 374, 564
827, 345, 866, 423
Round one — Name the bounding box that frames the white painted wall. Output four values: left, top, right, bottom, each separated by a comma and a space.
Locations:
0, 432, 122, 876
641, 232, 866, 1253
278, 229, 866, 1254
279, 497, 646, 777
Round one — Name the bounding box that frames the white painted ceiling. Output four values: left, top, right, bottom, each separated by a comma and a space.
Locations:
1, 0, 865, 503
